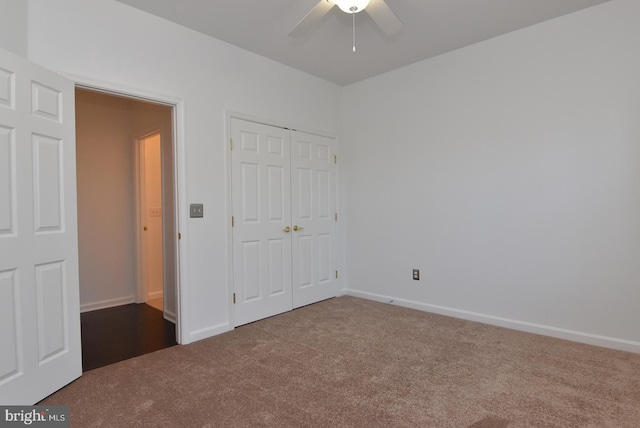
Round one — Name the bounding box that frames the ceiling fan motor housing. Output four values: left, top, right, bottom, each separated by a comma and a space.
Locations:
332, 0, 371, 14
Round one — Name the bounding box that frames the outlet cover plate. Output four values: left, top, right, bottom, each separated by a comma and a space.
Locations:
190, 203, 204, 218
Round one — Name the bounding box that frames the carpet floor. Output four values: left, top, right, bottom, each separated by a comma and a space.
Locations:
41, 296, 640, 427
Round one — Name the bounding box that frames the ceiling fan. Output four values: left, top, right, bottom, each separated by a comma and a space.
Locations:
289, 0, 403, 51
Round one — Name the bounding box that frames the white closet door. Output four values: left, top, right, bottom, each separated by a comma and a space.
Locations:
290, 131, 337, 308
231, 118, 292, 326
0, 47, 82, 404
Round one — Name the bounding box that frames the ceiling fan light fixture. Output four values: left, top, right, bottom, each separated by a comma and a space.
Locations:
331, 0, 371, 14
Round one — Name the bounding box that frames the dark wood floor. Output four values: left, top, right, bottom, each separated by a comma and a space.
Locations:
81, 303, 177, 372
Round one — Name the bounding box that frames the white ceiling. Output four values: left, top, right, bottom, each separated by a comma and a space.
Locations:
114, 0, 610, 86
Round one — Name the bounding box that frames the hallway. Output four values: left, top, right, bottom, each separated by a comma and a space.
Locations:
81, 303, 177, 371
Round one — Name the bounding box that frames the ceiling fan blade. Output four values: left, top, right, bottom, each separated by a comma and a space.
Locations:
366, 0, 403, 36
288, 0, 335, 37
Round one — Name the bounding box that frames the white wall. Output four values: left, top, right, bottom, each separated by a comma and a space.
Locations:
342, 0, 640, 351
0, 0, 27, 56
76, 89, 136, 311
27, 0, 342, 343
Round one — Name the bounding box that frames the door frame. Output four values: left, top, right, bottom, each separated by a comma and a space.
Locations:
225, 110, 342, 328
63, 73, 189, 344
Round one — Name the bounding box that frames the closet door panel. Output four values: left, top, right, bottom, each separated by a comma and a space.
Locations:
291, 131, 337, 308
231, 118, 292, 326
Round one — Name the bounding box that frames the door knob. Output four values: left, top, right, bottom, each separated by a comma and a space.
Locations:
283, 226, 291, 233
144, 226, 148, 231
293, 225, 304, 231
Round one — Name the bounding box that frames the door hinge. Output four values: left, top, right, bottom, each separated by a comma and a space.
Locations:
178, 232, 181, 240
334, 155, 337, 164
335, 271, 339, 279
231, 216, 235, 227
335, 212, 338, 222
230, 138, 233, 150
233, 293, 236, 304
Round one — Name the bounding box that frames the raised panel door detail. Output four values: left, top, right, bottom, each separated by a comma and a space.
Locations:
267, 136, 283, 156
297, 235, 312, 288
297, 141, 311, 160
0, 68, 14, 110
317, 145, 330, 163
35, 261, 67, 364
317, 234, 332, 283
231, 118, 291, 327
268, 239, 285, 296
297, 168, 312, 220
0, 269, 21, 384
31, 82, 62, 123
0, 45, 81, 405
267, 166, 284, 222
32, 134, 63, 233
242, 241, 260, 302
291, 131, 336, 309
240, 131, 259, 152
0, 126, 16, 235
240, 163, 260, 223
232, 121, 337, 324
317, 170, 330, 219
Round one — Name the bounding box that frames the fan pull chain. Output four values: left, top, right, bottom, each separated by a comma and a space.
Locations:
349, 6, 358, 53
352, 10, 356, 52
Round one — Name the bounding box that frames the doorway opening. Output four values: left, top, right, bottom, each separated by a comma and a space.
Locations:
75, 87, 179, 370
136, 131, 165, 311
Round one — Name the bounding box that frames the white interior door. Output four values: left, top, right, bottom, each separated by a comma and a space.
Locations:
291, 131, 337, 308
231, 118, 292, 326
0, 48, 82, 404
231, 119, 338, 325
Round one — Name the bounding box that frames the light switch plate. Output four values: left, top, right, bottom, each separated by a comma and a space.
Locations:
190, 203, 204, 218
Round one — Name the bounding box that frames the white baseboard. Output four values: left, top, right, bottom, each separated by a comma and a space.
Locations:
336, 287, 349, 297
147, 290, 163, 300
164, 310, 176, 323
344, 288, 640, 354
80, 295, 136, 313
185, 322, 231, 344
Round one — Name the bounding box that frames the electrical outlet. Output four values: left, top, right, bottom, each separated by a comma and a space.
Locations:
190, 203, 204, 218
413, 269, 420, 280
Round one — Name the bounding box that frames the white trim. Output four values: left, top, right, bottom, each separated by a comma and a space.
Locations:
187, 322, 232, 343
224, 111, 235, 332
344, 288, 640, 354
133, 134, 146, 304
171, 101, 188, 345
225, 110, 338, 140
60, 71, 188, 345
147, 290, 163, 300
333, 135, 342, 297
164, 310, 176, 324
80, 296, 136, 313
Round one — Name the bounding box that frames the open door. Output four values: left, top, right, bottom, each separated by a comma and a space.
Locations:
0, 47, 82, 404
290, 130, 337, 308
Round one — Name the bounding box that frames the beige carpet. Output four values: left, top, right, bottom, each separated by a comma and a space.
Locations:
41, 296, 640, 427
